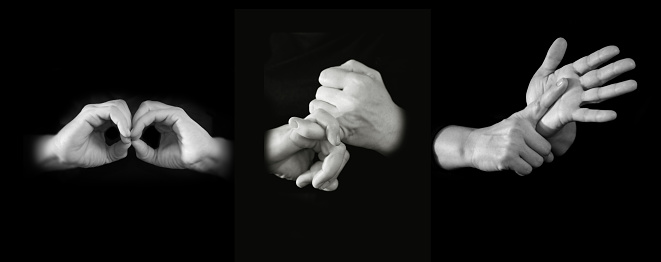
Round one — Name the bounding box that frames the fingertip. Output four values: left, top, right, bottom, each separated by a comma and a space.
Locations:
556, 78, 566, 88
545, 152, 554, 163
609, 111, 617, 121
288, 118, 299, 129
316, 180, 330, 190
296, 175, 312, 188
322, 179, 338, 191
610, 45, 620, 55
626, 58, 636, 69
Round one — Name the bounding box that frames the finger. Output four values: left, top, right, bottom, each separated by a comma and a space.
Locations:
581, 80, 637, 104
131, 108, 181, 139
295, 163, 320, 188
309, 99, 339, 116
337, 59, 382, 81
100, 99, 132, 132
321, 148, 349, 191
571, 108, 617, 123
527, 78, 568, 122
539, 37, 567, 74
132, 100, 172, 127
305, 108, 343, 146
321, 179, 339, 191
318, 67, 352, 89
580, 58, 636, 89
522, 129, 552, 159
544, 151, 554, 163
510, 157, 533, 176
572, 45, 620, 75
86, 105, 132, 139
131, 139, 156, 164
519, 143, 544, 168
312, 143, 346, 189
107, 140, 131, 162
289, 117, 325, 140
315, 86, 345, 106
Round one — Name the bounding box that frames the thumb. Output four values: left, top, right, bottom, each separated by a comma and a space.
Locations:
528, 78, 568, 122
107, 141, 131, 162
131, 139, 156, 164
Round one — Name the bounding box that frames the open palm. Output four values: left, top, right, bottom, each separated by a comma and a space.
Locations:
526, 38, 637, 137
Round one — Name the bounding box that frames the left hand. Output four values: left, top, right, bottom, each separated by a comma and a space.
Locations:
527, 38, 637, 137
266, 110, 350, 191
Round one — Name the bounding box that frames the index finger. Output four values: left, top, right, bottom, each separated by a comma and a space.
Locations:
132, 100, 173, 127
305, 108, 344, 146
130, 108, 181, 139
523, 129, 552, 159
337, 59, 382, 81
100, 100, 132, 132
312, 141, 346, 189
85, 105, 132, 140
318, 67, 354, 89
572, 45, 620, 75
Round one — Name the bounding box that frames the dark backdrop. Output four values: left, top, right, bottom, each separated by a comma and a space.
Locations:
20, 13, 234, 259
236, 10, 431, 261
431, 9, 657, 256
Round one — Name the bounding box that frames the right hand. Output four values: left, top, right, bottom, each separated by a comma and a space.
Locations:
466, 78, 568, 175
48, 99, 132, 168
266, 110, 350, 191
310, 59, 405, 155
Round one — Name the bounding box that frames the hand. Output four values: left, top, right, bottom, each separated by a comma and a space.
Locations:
527, 38, 637, 137
266, 110, 350, 191
465, 78, 568, 175
130, 100, 229, 175
42, 99, 132, 168
310, 59, 405, 155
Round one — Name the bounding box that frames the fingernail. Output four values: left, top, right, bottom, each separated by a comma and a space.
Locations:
319, 181, 330, 190
289, 119, 299, 128
557, 79, 565, 87
336, 134, 341, 145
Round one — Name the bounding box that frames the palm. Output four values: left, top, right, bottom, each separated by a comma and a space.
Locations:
59, 121, 115, 168
269, 148, 315, 180
530, 64, 582, 134
153, 128, 186, 169
526, 38, 636, 136
67, 132, 111, 167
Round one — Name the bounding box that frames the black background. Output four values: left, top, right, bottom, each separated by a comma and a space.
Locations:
20, 11, 234, 259
19, 7, 658, 261
431, 7, 658, 256
236, 10, 431, 261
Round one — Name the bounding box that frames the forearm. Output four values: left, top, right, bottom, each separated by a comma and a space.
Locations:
189, 137, 233, 178
538, 122, 576, 156
433, 125, 475, 170
376, 105, 406, 156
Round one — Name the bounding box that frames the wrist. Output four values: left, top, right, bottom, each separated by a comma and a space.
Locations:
34, 135, 74, 171
462, 128, 479, 169
375, 105, 405, 156
189, 137, 232, 178
433, 125, 476, 170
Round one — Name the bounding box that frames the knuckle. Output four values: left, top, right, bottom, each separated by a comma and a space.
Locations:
348, 74, 371, 88
318, 69, 331, 84
345, 59, 358, 66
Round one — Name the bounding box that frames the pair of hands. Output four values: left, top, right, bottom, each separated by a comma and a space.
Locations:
465, 38, 636, 175
266, 59, 403, 190
42, 100, 225, 174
